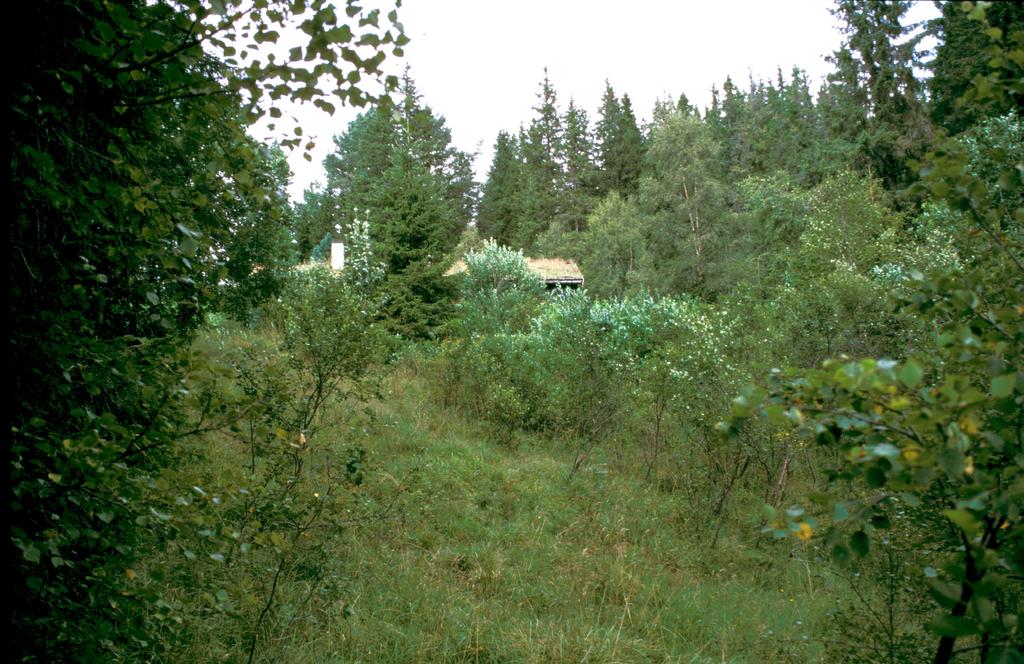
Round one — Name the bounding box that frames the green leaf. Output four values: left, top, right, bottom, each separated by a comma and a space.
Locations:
255, 30, 280, 44
991, 373, 1016, 398
765, 404, 786, 425
149, 507, 171, 521
937, 446, 966, 477
898, 360, 923, 388
176, 223, 199, 238
865, 466, 887, 487
927, 578, 963, 609
944, 509, 981, 537
985, 646, 1024, 664
22, 544, 41, 563
869, 442, 900, 459
927, 615, 981, 637
900, 493, 922, 507
850, 530, 869, 557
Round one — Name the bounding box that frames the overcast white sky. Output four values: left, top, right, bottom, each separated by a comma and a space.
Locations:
259, 0, 938, 201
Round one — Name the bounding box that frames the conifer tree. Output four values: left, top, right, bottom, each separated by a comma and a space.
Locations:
828, 0, 933, 193
705, 84, 723, 127
716, 75, 751, 180
525, 69, 565, 184
817, 45, 868, 174
308, 71, 475, 335
930, 0, 1024, 134
478, 130, 525, 245
747, 67, 827, 183
368, 154, 460, 338
397, 69, 478, 223
594, 81, 623, 197
676, 92, 699, 117
320, 98, 400, 241
615, 95, 646, 196
780, 67, 825, 183
517, 70, 565, 249
561, 98, 598, 232
317, 72, 475, 238
594, 81, 645, 197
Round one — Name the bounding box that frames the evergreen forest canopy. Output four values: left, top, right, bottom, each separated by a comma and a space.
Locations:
10, 1, 1024, 662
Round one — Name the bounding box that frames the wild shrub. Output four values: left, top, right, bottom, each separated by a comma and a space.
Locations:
454, 239, 544, 335
278, 266, 386, 434
724, 13, 1024, 660
122, 266, 389, 661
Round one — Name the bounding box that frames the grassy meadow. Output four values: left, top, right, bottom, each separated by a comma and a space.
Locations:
160, 345, 914, 664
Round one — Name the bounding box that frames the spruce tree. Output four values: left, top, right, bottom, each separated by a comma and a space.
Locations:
676, 92, 699, 118
326, 98, 399, 198
615, 95, 646, 196
561, 98, 597, 232
780, 67, 825, 183
705, 84, 723, 128
595, 81, 623, 197
817, 45, 868, 173
397, 69, 478, 224
368, 154, 460, 338
517, 70, 565, 249
828, 0, 933, 193
478, 130, 525, 245
716, 75, 751, 181
930, 0, 1024, 134
594, 81, 645, 197
525, 69, 565, 183
308, 71, 476, 335
318, 71, 475, 241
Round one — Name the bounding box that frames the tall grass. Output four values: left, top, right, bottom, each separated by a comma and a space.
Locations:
149, 336, 921, 663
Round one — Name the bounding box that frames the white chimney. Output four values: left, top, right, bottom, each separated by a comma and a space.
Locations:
330, 242, 345, 270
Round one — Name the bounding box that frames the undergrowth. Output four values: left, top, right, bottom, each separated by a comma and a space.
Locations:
161, 348, 918, 663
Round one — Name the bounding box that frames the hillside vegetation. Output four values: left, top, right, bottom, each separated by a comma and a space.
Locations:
11, 1, 1023, 662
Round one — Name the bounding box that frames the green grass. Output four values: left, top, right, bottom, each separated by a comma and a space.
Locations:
162, 359, 873, 663
241, 365, 846, 663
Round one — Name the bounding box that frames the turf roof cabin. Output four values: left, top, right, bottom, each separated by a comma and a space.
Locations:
446, 257, 584, 290
525, 257, 585, 289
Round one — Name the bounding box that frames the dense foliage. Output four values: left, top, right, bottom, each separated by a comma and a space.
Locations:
11, 0, 403, 658
294, 71, 474, 338
438, 3, 1023, 661
11, 0, 1023, 661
